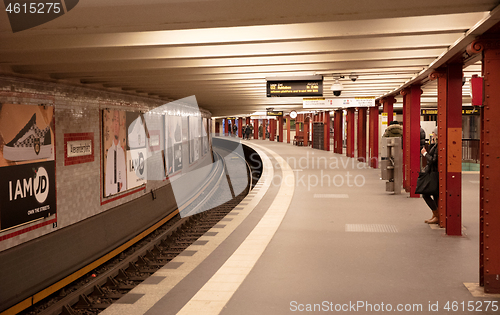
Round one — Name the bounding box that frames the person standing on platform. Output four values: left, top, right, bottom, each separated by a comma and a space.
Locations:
232, 123, 237, 137
383, 120, 403, 137
420, 129, 439, 224
245, 124, 251, 140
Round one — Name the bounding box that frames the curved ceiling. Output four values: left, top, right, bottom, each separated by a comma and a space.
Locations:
1, 0, 499, 116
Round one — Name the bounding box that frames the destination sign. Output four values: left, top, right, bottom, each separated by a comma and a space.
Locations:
267, 111, 283, 116
267, 79, 323, 97
421, 108, 479, 115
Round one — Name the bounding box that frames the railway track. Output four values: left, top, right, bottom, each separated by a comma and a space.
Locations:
21, 144, 261, 315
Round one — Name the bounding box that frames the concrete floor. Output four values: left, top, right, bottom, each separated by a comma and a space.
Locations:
108, 138, 500, 315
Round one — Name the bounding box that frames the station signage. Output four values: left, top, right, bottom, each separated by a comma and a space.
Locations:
421, 109, 438, 115
67, 139, 92, 158
303, 98, 326, 108
266, 76, 323, 97
267, 111, 283, 117
421, 108, 479, 115
303, 97, 376, 109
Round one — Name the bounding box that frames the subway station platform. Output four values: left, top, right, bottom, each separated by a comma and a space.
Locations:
101, 138, 498, 315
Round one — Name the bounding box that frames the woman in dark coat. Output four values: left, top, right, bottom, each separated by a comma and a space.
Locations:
420, 131, 439, 224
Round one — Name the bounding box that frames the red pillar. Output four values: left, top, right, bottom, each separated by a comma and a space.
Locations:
409, 85, 422, 198
369, 105, 379, 168
334, 110, 343, 154
382, 96, 396, 124
304, 118, 309, 146
286, 116, 291, 143
238, 117, 243, 138
262, 119, 267, 140
401, 89, 410, 191
346, 108, 355, 158
225, 118, 230, 136
445, 64, 463, 235
468, 37, 500, 293
324, 111, 330, 151
278, 116, 284, 142
246, 117, 250, 125
253, 119, 258, 139
215, 121, 220, 134
429, 71, 447, 229
357, 107, 367, 162
273, 119, 276, 141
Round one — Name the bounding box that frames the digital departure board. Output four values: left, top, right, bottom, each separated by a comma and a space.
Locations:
266, 76, 323, 97
267, 111, 283, 116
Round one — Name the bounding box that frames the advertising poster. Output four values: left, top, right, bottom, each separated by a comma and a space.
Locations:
143, 112, 165, 181
0, 104, 56, 230
103, 109, 127, 197
170, 115, 183, 172
164, 115, 174, 176
202, 118, 208, 156
189, 116, 200, 164
125, 112, 147, 189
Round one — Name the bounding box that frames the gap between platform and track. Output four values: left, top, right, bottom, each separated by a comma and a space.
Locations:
101, 142, 294, 315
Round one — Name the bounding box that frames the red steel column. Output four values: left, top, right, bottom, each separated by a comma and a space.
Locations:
262, 119, 267, 140
334, 110, 342, 154
286, 115, 291, 143
324, 111, 330, 151
238, 117, 243, 138
446, 63, 463, 235
278, 116, 284, 142
429, 71, 447, 229
468, 38, 500, 293
481, 41, 500, 292
253, 119, 258, 139
368, 104, 379, 168
401, 89, 411, 191
304, 118, 309, 146
346, 108, 355, 158
357, 107, 367, 162
382, 96, 396, 124
215, 121, 220, 134
270, 119, 275, 141
409, 85, 422, 198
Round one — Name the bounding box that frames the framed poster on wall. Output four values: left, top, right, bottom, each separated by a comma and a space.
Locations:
0, 104, 56, 230
167, 115, 183, 173
102, 109, 148, 198
189, 116, 200, 164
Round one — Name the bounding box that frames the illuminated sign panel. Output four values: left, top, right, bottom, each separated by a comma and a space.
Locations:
266, 76, 323, 97
267, 111, 283, 116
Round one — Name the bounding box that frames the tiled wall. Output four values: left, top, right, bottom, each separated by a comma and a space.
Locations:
0, 75, 211, 251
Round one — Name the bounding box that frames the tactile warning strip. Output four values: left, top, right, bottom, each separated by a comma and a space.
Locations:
345, 224, 398, 233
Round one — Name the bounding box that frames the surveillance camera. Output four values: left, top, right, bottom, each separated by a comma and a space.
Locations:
349, 74, 358, 82
330, 79, 343, 97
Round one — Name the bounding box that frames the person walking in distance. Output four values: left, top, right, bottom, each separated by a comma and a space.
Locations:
245, 124, 251, 140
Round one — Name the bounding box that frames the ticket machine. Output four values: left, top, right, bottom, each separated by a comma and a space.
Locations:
380, 137, 402, 194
